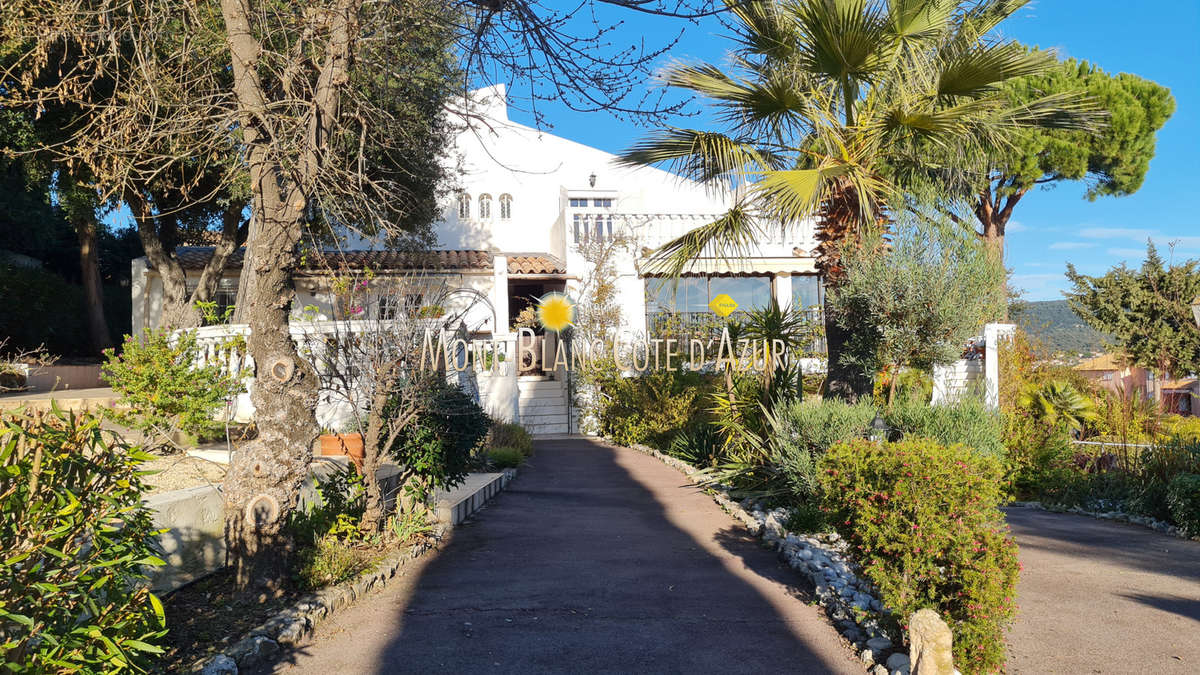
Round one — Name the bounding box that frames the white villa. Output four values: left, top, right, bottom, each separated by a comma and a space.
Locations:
130, 85, 825, 433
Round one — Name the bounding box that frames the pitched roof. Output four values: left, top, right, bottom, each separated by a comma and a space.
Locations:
165, 246, 492, 272
507, 254, 566, 275
1074, 352, 1129, 372
1161, 378, 1197, 391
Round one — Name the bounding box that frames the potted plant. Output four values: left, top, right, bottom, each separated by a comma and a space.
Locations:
318, 421, 364, 469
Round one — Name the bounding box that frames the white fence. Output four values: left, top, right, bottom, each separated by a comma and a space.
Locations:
190, 320, 529, 428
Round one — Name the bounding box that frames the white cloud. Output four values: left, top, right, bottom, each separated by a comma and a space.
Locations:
1106, 247, 1150, 260
1079, 226, 1158, 240
1048, 241, 1097, 250
1006, 220, 1029, 233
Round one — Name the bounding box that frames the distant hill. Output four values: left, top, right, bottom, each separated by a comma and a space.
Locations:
1012, 299, 1109, 355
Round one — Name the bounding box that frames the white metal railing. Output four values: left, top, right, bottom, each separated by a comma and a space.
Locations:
615, 213, 816, 256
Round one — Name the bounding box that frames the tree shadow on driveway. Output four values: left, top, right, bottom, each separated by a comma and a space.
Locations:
268, 437, 858, 674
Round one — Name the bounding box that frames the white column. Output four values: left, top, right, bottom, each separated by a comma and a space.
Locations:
984, 323, 1016, 410
492, 255, 510, 335
773, 273, 792, 310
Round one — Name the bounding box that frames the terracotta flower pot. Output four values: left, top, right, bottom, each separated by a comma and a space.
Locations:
319, 432, 364, 469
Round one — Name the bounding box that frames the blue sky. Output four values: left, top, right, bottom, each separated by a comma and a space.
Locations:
502, 1, 1200, 302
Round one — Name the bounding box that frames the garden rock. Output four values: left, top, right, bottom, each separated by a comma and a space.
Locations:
226, 635, 279, 669
887, 652, 911, 671
909, 609, 954, 675
198, 655, 238, 675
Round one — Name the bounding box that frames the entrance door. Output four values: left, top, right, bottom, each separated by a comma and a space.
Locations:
508, 279, 566, 375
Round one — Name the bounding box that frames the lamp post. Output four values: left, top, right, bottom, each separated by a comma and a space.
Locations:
869, 413, 889, 443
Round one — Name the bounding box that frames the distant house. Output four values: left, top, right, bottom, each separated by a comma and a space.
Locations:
1074, 352, 1197, 416
1161, 377, 1199, 416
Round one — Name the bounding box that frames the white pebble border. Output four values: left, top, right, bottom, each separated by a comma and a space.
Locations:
627, 442, 911, 675
1008, 500, 1199, 541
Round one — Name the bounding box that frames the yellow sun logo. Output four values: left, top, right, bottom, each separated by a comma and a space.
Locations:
536, 292, 575, 332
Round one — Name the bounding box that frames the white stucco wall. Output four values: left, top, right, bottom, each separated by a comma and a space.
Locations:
435, 84, 822, 338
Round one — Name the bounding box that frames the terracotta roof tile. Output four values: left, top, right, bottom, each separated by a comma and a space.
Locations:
507, 254, 565, 275
165, 246, 492, 272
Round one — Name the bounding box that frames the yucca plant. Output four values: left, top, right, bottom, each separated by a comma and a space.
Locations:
620, 0, 1095, 398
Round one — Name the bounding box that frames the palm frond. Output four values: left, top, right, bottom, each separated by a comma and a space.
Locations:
663, 62, 811, 138
955, 0, 1032, 42
1000, 90, 1106, 133
888, 0, 956, 42
726, 0, 795, 62
749, 167, 829, 223
642, 203, 762, 279
937, 43, 1056, 98
617, 128, 773, 184
792, 0, 894, 86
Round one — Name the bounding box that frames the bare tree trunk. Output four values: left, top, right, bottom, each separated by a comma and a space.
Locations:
221, 194, 319, 589
127, 190, 198, 330
975, 182, 1027, 320
232, 211, 260, 323
219, 0, 358, 589
192, 201, 249, 315
74, 216, 112, 354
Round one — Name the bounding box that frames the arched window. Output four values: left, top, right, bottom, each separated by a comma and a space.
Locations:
479, 193, 492, 219
499, 193, 512, 220
458, 193, 470, 219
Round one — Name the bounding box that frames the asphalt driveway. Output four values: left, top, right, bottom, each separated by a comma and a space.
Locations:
1005, 507, 1200, 674
271, 437, 858, 674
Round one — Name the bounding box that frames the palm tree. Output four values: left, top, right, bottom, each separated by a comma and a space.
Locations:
620, 0, 1092, 399
1018, 379, 1099, 433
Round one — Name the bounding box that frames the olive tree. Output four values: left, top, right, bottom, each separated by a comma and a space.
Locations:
829, 210, 1006, 404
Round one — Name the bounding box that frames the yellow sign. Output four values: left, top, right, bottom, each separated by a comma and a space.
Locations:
708, 293, 738, 317
536, 292, 575, 332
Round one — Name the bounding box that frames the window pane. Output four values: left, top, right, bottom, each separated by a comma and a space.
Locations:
791, 275, 821, 311
710, 276, 771, 312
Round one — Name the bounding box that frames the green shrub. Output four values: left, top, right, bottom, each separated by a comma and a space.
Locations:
289, 465, 375, 590
291, 464, 367, 549
490, 422, 533, 456
596, 369, 716, 447
1167, 473, 1200, 537
1130, 438, 1200, 521
1159, 415, 1200, 442
0, 408, 167, 672
667, 424, 723, 468
771, 399, 876, 500
772, 398, 877, 455
384, 381, 489, 498
819, 438, 1019, 674
294, 534, 373, 591
103, 329, 245, 446
487, 447, 525, 469
886, 397, 1005, 458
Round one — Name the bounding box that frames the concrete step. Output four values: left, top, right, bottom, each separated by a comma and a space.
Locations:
521, 399, 568, 414
518, 383, 567, 398
528, 422, 570, 436
523, 411, 569, 424
434, 470, 517, 525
